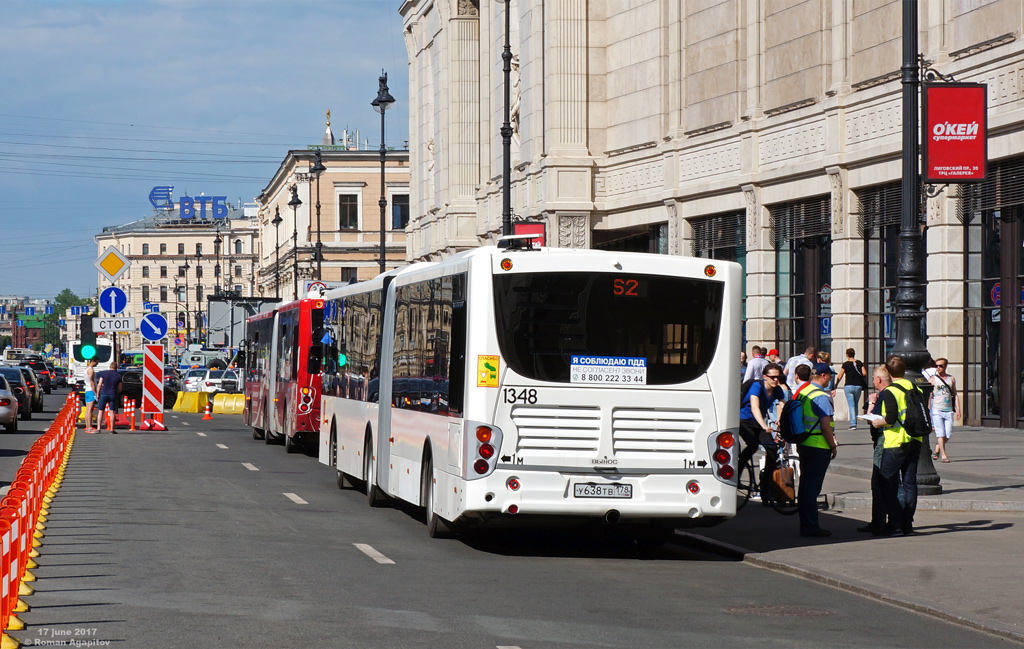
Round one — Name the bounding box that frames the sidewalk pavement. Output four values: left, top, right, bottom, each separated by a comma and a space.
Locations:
680, 426, 1024, 643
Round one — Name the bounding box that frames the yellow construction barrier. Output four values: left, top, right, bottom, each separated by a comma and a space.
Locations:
212, 393, 244, 415
172, 391, 209, 413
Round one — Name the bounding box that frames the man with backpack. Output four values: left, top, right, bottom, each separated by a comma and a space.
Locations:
795, 363, 839, 538
738, 363, 785, 487
877, 354, 927, 536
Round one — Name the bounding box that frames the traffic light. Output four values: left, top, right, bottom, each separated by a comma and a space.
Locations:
73, 315, 97, 362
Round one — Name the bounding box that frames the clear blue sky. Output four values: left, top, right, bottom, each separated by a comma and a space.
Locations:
0, 0, 409, 299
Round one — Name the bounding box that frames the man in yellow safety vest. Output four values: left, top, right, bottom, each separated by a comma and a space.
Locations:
876, 354, 923, 536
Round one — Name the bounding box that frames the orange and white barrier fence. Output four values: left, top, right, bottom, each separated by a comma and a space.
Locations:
0, 392, 77, 646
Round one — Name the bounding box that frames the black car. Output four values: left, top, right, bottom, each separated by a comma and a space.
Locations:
118, 369, 178, 409
19, 360, 52, 394
52, 367, 68, 388
18, 367, 44, 412
0, 366, 32, 420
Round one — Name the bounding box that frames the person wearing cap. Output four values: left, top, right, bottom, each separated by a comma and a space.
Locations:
766, 348, 781, 364
795, 362, 839, 538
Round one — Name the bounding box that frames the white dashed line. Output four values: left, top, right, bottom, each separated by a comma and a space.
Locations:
497, 646, 524, 649
283, 492, 308, 505
216, 444, 228, 449
182, 421, 191, 426
353, 543, 395, 565
196, 432, 207, 437
241, 463, 259, 471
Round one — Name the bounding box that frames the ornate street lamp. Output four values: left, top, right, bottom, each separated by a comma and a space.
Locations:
309, 150, 326, 280
371, 70, 395, 275
288, 185, 302, 300
895, 0, 941, 495
501, 0, 513, 237
272, 206, 283, 298
214, 229, 223, 296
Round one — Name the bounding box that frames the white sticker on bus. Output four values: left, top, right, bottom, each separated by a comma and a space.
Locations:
570, 355, 647, 385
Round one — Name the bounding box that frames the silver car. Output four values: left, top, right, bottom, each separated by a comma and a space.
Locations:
0, 376, 18, 431
182, 368, 207, 393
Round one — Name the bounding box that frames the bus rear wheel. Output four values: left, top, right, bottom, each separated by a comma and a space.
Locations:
421, 455, 451, 539
364, 438, 386, 507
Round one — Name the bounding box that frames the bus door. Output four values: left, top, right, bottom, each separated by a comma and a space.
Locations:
376, 278, 398, 494
268, 311, 281, 436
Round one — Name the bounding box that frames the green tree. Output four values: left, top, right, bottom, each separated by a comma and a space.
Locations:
43, 289, 97, 352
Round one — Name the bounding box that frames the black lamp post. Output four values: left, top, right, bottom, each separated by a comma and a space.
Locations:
501, 0, 513, 237
194, 249, 204, 343
214, 229, 223, 296
272, 206, 283, 298
288, 185, 302, 300
178, 258, 190, 344
895, 0, 941, 495
309, 150, 326, 280
371, 70, 395, 275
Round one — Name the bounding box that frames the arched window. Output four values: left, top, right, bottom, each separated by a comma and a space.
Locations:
234, 239, 243, 254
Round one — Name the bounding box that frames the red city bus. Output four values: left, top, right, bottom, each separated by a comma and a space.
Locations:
243, 298, 325, 453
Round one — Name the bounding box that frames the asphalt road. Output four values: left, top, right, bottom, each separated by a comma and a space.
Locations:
11, 403, 1016, 648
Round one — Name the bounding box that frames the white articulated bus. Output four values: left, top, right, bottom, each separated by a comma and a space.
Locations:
318, 245, 742, 538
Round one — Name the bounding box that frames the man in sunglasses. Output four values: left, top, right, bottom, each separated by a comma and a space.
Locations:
738, 363, 785, 483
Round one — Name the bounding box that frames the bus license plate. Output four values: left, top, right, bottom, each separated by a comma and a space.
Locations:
573, 483, 632, 499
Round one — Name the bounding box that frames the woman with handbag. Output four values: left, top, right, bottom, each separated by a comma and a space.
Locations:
835, 348, 868, 430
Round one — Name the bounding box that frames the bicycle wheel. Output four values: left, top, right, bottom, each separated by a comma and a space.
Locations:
767, 458, 799, 515
736, 460, 757, 511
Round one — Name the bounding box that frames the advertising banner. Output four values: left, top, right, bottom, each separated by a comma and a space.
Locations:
922, 83, 987, 183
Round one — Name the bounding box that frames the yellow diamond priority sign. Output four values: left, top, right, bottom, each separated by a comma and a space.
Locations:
94, 245, 131, 283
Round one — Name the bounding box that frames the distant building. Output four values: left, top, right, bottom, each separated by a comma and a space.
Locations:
94, 202, 260, 352
256, 136, 410, 297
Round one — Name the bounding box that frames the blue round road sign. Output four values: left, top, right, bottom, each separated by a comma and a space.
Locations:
100, 286, 128, 315
140, 312, 169, 341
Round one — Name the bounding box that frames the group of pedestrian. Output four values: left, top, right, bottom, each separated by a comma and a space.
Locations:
739, 343, 961, 539
82, 359, 122, 433
739, 345, 839, 537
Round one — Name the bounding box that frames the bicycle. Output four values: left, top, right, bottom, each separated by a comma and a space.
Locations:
737, 435, 800, 515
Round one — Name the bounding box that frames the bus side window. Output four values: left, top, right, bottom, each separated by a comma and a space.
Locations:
448, 298, 467, 416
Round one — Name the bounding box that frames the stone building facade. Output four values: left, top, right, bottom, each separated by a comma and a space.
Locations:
256, 149, 410, 299
400, 0, 1024, 428
94, 204, 260, 352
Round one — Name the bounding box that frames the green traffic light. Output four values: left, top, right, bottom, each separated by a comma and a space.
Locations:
81, 345, 97, 360
338, 353, 347, 368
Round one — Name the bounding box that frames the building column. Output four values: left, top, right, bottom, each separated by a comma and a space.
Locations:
742, 183, 776, 347
826, 165, 862, 423
925, 189, 965, 381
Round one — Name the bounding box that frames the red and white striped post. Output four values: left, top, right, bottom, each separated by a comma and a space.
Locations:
142, 345, 166, 431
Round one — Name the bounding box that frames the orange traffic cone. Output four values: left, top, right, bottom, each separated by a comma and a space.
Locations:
104, 403, 113, 432
202, 400, 213, 420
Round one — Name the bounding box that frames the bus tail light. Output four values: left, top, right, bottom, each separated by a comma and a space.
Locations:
709, 431, 737, 485
464, 421, 503, 480
298, 385, 316, 414
506, 477, 520, 491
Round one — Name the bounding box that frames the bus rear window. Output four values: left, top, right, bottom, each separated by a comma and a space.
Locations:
493, 272, 724, 385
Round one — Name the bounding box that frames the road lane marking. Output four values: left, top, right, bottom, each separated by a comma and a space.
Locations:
497, 646, 523, 649
216, 444, 228, 449
196, 432, 207, 437
353, 543, 394, 565
241, 463, 259, 471
283, 492, 308, 505
182, 421, 191, 426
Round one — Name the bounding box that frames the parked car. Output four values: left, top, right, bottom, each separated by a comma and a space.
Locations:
198, 369, 239, 394
118, 370, 178, 409
181, 368, 208, 393
0, 366, 32, 420
18, 367, 43, 413
19, 360, 51, 394
52, 367, 68, 388
164, 367, 181, 391
0, 376, 19, 431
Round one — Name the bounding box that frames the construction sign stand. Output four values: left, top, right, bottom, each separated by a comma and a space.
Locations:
140, 344, 167, 431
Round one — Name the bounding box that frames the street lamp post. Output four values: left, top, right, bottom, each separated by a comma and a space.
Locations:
371, 70, 395, 275
310, 150, 326, 281
214, 229, 223, 296
895, 0, 941, 495
178, 258, 191, 344
194, 250, 204, 344
288, 185, 302, 300
501, 0, 513, 237
272, 206, 283, 298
